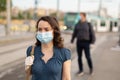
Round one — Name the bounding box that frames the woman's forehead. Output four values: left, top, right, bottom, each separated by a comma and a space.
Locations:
38, 20, 51, 28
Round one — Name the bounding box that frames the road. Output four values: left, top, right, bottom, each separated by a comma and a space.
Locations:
0, 38, 35, 79
0, 25, 6, 37
0, 32, 120, 80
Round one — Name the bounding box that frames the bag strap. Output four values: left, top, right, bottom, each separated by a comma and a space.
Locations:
30, 45, 35, 56
25, 45, 35, 80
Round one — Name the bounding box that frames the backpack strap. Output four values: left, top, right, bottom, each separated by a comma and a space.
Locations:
88, 22, 96, 44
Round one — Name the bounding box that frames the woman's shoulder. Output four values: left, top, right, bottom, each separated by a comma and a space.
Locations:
60, 47, 70, 52
55, 47, 70, 53
26, 46, 32, 56
26, 45, 39, 56
55, 47, 71, 62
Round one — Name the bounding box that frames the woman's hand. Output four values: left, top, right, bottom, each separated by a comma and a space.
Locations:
25, 56, 34, 70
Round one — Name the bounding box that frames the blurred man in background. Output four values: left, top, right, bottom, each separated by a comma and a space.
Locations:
71, 12, 96, 76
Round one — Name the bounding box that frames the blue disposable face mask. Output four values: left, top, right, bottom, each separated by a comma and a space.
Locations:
36, 31, 53, 44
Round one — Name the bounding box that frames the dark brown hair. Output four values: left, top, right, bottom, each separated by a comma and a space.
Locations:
80, 12, 86, 17
35, 16, 64, 48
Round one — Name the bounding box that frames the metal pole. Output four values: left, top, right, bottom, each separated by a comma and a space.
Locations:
118, 2, 120, 46
34, 0, 38, 20
6, 0, 11, 35
78, 0, 80, 13
118, 18, 120, 46
98, 0, 102, 17
57, 0, 59, 20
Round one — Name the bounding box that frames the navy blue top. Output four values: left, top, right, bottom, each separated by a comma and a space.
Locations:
26, 46, 71, 80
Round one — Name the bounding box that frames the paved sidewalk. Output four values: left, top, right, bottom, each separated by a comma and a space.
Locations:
71, 33, 120, 80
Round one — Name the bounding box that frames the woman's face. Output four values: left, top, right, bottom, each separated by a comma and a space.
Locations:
37, 20, 53, 32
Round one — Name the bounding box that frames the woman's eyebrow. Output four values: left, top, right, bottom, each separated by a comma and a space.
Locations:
38, 27, 51, 30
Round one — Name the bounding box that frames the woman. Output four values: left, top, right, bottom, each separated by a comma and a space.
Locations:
25, 16, 71, 80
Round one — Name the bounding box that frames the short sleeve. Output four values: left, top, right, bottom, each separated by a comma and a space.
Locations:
26, 46, 32, 57
62, 48, 71, 62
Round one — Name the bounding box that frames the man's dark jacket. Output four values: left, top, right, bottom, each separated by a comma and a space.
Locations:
71, 20, 96, 44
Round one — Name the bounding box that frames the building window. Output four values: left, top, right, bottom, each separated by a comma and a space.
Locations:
114, 22, 118, 27
100, 21, 106, 27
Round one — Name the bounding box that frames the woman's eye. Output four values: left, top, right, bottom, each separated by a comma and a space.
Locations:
37, 27, 52, 32
38, 28, 42, 31
45, 28, 49, 31
45, 28, 52, 31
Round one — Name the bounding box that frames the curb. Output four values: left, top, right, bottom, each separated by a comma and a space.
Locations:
0, 35, 34, 46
